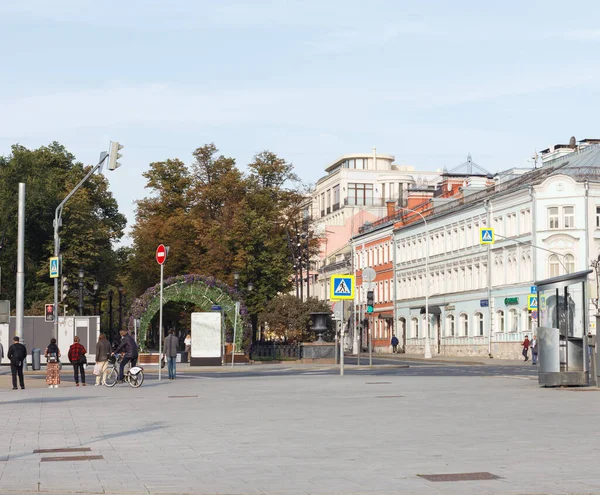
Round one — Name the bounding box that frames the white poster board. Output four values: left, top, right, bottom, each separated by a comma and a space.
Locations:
191, 312, 221, 358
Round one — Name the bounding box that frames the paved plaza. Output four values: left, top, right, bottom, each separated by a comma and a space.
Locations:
0, 362, 599, 495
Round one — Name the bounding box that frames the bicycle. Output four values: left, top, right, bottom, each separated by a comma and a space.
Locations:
104, 355, 144, 388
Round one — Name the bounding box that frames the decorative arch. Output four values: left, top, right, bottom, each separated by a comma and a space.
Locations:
126, 274, 250, 350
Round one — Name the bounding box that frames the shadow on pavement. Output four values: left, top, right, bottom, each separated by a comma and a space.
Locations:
0, 396, 98, 405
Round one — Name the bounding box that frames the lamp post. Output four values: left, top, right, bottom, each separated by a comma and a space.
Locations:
107, 289, 114, 341
118, 285, 125, 332
396, 206, 431, 359
63, 267, 99, 316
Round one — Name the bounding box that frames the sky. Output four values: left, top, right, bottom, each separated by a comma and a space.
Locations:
2, 0, 600, 245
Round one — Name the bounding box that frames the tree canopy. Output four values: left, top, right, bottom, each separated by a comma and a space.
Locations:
0, 142, 126, 313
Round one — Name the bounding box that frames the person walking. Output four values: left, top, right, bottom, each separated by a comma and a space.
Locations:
164, 329, 179, 380
531, 334, 538, 365
184, 333, 191, 355
522, 335, 530, 362
68, 336, 87, 386
7, 336, 27, 390
391, 335, 399, 353
94, 333, 111, 386
44, 338, 61, 388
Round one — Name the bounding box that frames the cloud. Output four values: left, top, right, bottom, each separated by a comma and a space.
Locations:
563, 29, 600, 40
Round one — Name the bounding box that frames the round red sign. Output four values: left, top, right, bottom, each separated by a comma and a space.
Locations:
156, 244, 167, 265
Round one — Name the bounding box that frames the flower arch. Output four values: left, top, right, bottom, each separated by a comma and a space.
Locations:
126, 274, 251, 350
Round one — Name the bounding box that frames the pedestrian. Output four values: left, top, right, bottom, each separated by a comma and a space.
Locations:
68, 336, 87, 386
164, 329, 179, 380
531, 335, 538, 365
522, 334, 530, 362
391, 334, 399, 353
44, 338, 61, 388
94, 333, 111, 386
7, 336, 27, 390
0, 341, 4, 364
184, 332, 191, 355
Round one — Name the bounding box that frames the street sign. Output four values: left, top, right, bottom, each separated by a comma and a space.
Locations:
211, 305, 222, 311
531, 310, 538, 320
330, 275, 355, 300
530, 286, 537, 294
480, 228, 494, 244
49, 257, 59, 278
362, 267, 376, 283
528, 294, 538, 310
480, 299, 489, 307
156, 244, 167, 265
331, 301, 343, 321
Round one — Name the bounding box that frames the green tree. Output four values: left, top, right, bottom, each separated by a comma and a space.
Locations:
0, 142, 126, 313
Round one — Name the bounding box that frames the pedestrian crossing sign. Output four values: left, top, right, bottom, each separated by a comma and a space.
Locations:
330, 275, 355, 300
528, 294, 538, 311
480, 228, 494, 244
49, 257, 60, 278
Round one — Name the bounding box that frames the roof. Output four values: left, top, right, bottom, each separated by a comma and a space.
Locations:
324, 153, 395, 173
355, 144, 600, 239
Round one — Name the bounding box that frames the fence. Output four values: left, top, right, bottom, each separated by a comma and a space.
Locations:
249, 342, 301, 360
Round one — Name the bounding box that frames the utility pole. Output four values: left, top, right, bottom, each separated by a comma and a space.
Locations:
15, 183, 25, 340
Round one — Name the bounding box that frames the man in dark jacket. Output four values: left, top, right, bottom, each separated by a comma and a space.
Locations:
114, 329, 139, 381
164, 329, 179, 380
7, 336, 27, 390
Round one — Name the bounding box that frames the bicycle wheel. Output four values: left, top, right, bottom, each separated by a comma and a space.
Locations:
128, 370, 144, 388
104, 367, 118, 387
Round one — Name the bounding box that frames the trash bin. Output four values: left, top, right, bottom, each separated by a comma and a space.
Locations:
180, 351, 188, 363
32, 348, 41, 371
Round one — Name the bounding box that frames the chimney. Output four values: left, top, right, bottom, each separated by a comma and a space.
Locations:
386, 200, 396, 217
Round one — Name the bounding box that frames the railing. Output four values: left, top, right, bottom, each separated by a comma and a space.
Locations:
249, 343, 300, 360
441, 336, 487, 346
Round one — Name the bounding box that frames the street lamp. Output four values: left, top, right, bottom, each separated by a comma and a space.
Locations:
233, 272, 239, 290
107, 289, 114, 341
118, 285, 125, 332
396, 206, 431, 359
63, 268, 99, 316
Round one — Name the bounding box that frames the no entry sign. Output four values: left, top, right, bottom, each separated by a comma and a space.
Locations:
156, 244, 167, 265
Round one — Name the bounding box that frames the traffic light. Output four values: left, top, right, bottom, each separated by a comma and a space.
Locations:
108, 141, 124, 170
45, 304, 55, 322
366, 290, 374, 313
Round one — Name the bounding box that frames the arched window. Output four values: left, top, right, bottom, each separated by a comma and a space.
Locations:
496, 310, 505, 333
549, 255, 560, 278
508, 309, 518, 332
522, 308, 533, 333
398, 317, 406, 340
475, 312, 484, 336
565, 254, 575, 274
460, 313, 469, 336
446, 314, 455, 336
411, 317, 419, 338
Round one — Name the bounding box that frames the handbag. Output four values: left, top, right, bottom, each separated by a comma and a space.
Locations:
79, 354, 87, 365
160, 356, 166, 369
93, 362, 102, 376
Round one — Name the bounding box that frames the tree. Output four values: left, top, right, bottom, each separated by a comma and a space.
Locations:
0, 142, 126, 312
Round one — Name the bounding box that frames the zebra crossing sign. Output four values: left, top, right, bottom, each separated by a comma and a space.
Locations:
480, 228, 494, 244
330, 275, 355, 300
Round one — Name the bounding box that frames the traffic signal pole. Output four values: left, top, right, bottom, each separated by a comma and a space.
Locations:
52, 151, 110, 338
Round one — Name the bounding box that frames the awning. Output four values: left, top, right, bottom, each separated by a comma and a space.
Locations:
377, 313, 394, 320
420, 306, 442, 315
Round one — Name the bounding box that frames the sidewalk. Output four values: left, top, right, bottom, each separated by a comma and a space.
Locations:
377, 352, 530, 366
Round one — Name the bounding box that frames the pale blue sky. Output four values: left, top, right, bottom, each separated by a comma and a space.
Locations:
2, 1, 600, 244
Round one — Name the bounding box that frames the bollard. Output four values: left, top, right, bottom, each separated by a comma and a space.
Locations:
32, 348, 41, 371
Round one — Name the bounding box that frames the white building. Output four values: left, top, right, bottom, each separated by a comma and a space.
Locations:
311, 150, 440, 302
390, 144, 600, 359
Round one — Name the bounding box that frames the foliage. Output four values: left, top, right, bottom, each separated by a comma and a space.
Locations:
128, 144, 309, 338
258, 295, 334, 342
0, 142, 126, 312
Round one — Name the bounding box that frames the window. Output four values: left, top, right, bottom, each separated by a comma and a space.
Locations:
548, 207, 559, 229
563, 206, 574, 228
446, 314, 455, 336
460, 313, 469, 336
549, 255, 560, 278
412, 317, 419, 338
508, 309, 518, 332
596, 206, 600, 228
496, 310, 505, 332
565, 254, 575, 273
347, 183, 374, 206
475, 312, 484, 336
522, 308, 533, 333
332, 185, 340, 211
